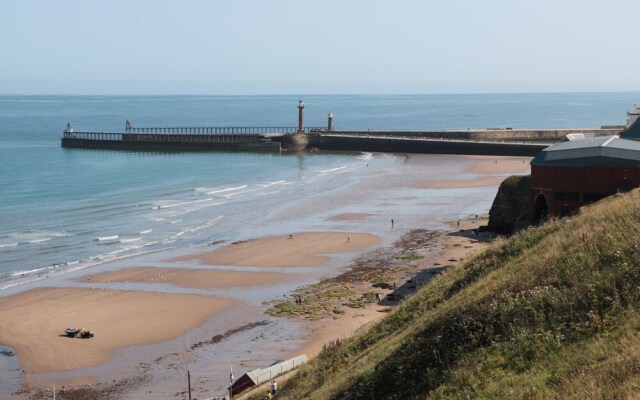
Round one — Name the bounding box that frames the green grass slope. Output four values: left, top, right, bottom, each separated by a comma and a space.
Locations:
267, 189, 640, 399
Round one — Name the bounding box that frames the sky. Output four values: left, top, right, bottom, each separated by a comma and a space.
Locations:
1, 0, 639, 95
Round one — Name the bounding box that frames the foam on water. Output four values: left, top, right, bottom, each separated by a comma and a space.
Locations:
315, 166, 347, 174
119, 237, 142, 243
96, 235, 119, 242
258, 180, 288, 188
203, 185, 248, 195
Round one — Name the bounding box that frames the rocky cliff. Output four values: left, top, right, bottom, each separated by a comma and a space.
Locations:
488, 175, 531, 233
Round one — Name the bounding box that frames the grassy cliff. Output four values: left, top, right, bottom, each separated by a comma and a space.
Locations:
265, 189, 640, 399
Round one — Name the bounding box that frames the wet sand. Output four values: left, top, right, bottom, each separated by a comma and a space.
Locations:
416, 176, 507, 189
414, 156, 531, 189
466, 155, 532, 174
327, 213, 375, 221
79, 266, 297, 289
171, 232, 381, 267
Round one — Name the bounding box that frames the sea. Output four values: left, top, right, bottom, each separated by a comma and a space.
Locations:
1, 92, 639, 290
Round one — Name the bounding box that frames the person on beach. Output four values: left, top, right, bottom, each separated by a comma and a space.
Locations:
271, 379, 278, 396
391, 218, 394, 228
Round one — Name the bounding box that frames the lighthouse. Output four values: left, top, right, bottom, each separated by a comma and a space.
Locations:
327, 111, 334, 132
297, 100, 305, 133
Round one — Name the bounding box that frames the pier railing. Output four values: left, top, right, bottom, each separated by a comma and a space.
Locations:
62, 126, 326, 142
124, 126, 325, 134
64, 131, 123, 141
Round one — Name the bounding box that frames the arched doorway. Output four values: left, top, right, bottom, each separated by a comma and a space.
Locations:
534, 193, 548, 224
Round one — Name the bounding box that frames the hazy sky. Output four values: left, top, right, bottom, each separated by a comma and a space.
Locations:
1, 0, 639, 94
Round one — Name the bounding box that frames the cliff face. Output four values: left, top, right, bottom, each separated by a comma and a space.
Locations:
488, 175, 531, 233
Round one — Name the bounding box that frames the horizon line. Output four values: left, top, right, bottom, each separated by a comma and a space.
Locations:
2, 78, 640, 97
1, 89, 640, 97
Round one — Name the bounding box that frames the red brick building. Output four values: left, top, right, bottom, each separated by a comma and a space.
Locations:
530, 119, 640, 223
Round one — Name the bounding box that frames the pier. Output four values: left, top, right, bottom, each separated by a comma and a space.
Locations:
62, 127, 323, 152
60, 102, 625, 156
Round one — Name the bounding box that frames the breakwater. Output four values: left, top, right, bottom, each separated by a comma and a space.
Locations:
61, 131, 282, 152
61, 126, 622, 156
326, 127, 622, 142
309, 133, 548, 156
60, 125, 322, 152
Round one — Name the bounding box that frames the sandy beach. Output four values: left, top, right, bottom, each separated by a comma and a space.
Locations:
172, 232, 381, 267
0, 288, 233, 374
0, 232, 385, 395
0, 153, 531, 399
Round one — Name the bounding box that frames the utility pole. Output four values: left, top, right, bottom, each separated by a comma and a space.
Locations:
187, 370, 192, 400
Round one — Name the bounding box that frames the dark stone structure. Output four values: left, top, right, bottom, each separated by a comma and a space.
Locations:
307, 134, 547, 156
488, 175, 531, 233
277, 132, 309, 151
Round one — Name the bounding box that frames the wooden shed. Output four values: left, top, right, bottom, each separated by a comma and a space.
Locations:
229, 354, 308, 395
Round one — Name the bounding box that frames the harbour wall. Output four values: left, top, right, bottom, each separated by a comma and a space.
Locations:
61, 138, 282, 152
61, 126, 622, 156
308, 135, 547, 157
325, 127, 621, 142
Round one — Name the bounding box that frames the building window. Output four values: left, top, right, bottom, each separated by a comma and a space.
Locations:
618, 177, 632, 193
554, 192, 579, 201
583, 193, 609, 202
